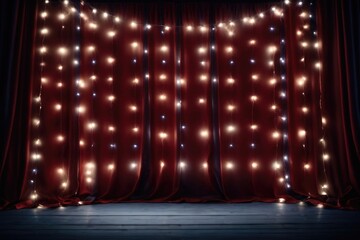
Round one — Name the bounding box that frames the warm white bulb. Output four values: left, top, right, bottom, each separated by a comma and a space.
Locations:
87, 122, 97, 130
298, 129, 306, 138
108, 164, 115, 170
227, 104, 235, 111
226, 162, 234, 169
107, 31, 116, 37
40, 28, 49, 35
202, 162, 208, 169
107, 57, 115, 64
57, 168, 65, 175
57, 135, 64, 142
129, 105, 137, 112
160, 45, 168, 52
250, 124, 258, 130
198, 98, 205, 104
179, 161, 186, 168
227, 78, 235, 84
249, 39, 256, 45
108, 125, 115, 132
54, 104, 62, 111
304, 163, 310, 170
251, 162, 258, 169
199, 129, 209, 138
130, 21, 137, 28
131, 42, 138, 48
226, 125, 236, 133
250, 95, 258, 102
273, 161, 281, 170
107, 95, 115, 102
225, 46, 233, 53
159, 94, 167, 101
159, 132, 168, 139
272, 131, 280, 139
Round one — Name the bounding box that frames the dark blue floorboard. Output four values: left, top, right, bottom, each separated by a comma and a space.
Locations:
1, 203, 359, 239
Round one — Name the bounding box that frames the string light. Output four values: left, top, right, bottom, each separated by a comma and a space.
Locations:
26, 0, 327, 206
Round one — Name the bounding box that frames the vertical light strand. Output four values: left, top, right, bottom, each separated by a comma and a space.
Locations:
86, 6, 98, 191
209, 10, 222, 192
107, 9, 117, 179
298, 2, 310, 176
56, 0, 67, 193
309, 0, 329, 196
30, 0, 51, 204
279, 1, 291, 191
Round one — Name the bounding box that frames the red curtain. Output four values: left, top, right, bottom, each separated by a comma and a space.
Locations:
1, 0, 359, 209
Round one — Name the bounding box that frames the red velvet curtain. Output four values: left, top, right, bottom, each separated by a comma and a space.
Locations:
1, 0, 359, 209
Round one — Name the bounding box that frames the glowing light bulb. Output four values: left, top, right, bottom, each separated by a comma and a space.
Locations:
279, 198, 285, 203
200, 74, 208, 82
199, 129, 209, 138
57, 135, 64, 142
107, 31, 116, 37
249, 39, 256, 45
226, 162, 234, 169
130, 21, 137, 28
159, 94, 167, 101
186, 25, 193, 31
227, 104, 235, 111
87, 45, 95, 52
273, 161, 281, 170
301, 41, 308, 48
102, 12, 109, 18
323, 154, 330, 161
87, 122, 97, 130
315, 62, 322, 69
226, 125, 236, 133
115, 16, 121, 23
108, 125, 115, 132
54, 103, 62, 111
251, 74, 259, 81
198, 47, 206, 54
160, 45, 168, 52
107, 57, 115, 64
57, 168, 65, 175
251, 162, 258, 169
272, 131, 280, 139
132, 127, 139, 133
79, 140, 85, 146
58, 13, 66, 20
302, 107, 309, 113
198, 98, 205, 104
179, 161, 186, 168
159, 132, 168, 139
225, 46, 233, 53
298, 129, 306, 138
304, 163, 310, 170
227, 78, 235, 84
160, 161, 165, 168
250, 95, 258, 102
40, 11, 48, 18
269, 78, 277, 85
39, 46, 47, 54
108, 164, 115, 170
202, 162, 208, 169
250, 124, 258, 130
107, 95, 115, 102
40, 28, 49, 35
268, 45, 277, 54
159, 74, 167, 80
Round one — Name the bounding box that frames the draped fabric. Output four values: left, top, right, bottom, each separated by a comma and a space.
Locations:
0, 0, 359, 210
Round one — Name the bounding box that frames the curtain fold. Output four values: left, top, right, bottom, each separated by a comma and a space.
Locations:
1, 0, 359, 210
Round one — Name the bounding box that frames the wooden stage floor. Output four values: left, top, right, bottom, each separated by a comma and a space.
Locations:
1, 202, 360, 239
